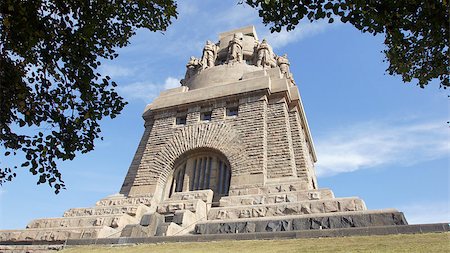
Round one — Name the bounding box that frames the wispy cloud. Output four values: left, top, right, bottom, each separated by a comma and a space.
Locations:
262, 20, 339, 49
121, 1, 336, 61
116, 77, 181, 102
315, 119, 449, 177
399, 201, 450, 224
163, 77, 181, 89
99, 64, 136, 78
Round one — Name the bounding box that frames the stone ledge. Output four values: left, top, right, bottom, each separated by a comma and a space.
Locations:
0, 226, 118, 242
208, 197, 367, 220
228, 183, 326, 196
27, 214, 137, 230
63, 204, 152, 218
58, 223, 449, 246
95, 196, 154, 207
196, 211, 408, 234
220, 188, 334, 206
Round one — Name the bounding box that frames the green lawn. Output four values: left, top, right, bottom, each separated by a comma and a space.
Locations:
62, 232, 450, 253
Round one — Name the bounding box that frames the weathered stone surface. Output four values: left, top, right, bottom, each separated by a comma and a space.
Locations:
63, 204, 152, 218
208, 198, 366, 220
155, 222, 184, 236
27, 214, 137, 230
157, 199, 207, 216
195, 211, 408, 234
0, 226, 117, 242
96, 195, 155, 207
220, 188, 334, 206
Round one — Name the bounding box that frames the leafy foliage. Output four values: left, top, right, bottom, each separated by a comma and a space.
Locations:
0, 0, 177, 193
245, 0, 449, 88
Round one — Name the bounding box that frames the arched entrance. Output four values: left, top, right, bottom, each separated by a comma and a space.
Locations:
167, 148, 231, 205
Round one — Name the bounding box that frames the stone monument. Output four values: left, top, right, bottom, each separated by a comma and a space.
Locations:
0, 26, 410, 243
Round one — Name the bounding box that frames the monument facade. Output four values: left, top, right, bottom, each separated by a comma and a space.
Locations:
0, 26, 408, 242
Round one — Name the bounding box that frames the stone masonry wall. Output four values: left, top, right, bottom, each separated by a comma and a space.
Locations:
125, 94, 270, 197
266, 96, 297, 178
127, 113, 176, 196
120, 122, 153, 195
291, 106, 317, 189
288, 107, 310, 186
231, 96, 267, 176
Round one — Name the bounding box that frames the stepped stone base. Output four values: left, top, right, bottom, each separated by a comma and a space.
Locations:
0, 188, 414, 243
0, 226, 118, 242
0, 194, 154, 242
195, 210, 407, 234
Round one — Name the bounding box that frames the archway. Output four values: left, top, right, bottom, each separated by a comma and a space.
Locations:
167, 148, 231, 205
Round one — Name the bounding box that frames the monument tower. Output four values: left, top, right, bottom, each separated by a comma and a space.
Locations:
0, 26, 409, 242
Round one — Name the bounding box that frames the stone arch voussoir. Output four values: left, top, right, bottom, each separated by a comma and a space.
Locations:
155, 122, 247, 184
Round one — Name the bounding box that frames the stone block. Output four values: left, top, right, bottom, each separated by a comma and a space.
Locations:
27, 214, 137, 230
63, 204, 152, 218
308, 191, 321, 200
139, 212, 164, 237
155, 222, 184, 236
173, 210, 198, 227
170, 190, 213, 205
338, 199, 356, 212
120, 224, 153, 237
95, 195, 154, 207
310, 202, 325, 213
0, 226, 118, 242
323, 200, 339, 213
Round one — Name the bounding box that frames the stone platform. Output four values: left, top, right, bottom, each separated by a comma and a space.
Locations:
1, 223, 448, 253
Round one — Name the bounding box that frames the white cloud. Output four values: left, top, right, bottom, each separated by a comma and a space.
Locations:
164, 77, 181, 89
116, 77, 181, 102
261, 20, 338, 49
213, 4, 258, 29
315, 119, 449, 177
399, 201, 450, 224
99, 64, 135, 78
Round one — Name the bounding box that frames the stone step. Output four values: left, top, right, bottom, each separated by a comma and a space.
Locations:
95, 195, 155, 207
157, 199, 207, 218
207, 197, 367, 220
228, 181, 310, 196
219, 188, 334, 207
169, 189, 213, 203
27, 214, 137, 230
155, 222, 185, 236
0, 226, 118, 242
195, 209, 407, 234
0, 244, 63, 253
63, 204, 153, 218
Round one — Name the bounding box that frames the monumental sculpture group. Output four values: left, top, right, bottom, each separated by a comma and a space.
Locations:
1, 26, 414, 243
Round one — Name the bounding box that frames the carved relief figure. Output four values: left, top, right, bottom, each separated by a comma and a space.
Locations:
277, 54, 296, 85
201, 40, 218, 69
181, 56, 201, 85
256, 39, 277, 68
111, 217, 120, 228
93, 217, 104, 226
227, 33, 243, 64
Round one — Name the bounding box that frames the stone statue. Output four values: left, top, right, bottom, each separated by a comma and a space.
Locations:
227, 33, 243, 64
256, 39, 277, 68
201, 40, 218, 69
181, 56, 201, 85
277, 54, 296, 85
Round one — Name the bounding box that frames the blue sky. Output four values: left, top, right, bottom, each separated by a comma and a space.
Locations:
1, 1, 449, 229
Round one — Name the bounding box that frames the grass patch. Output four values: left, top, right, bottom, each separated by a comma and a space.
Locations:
62, 233, 450, 253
